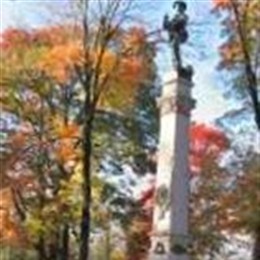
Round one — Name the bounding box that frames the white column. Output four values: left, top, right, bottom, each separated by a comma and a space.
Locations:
149, 70, 195, 260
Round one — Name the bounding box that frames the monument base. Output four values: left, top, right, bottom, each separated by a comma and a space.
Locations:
149, 232, 190, 260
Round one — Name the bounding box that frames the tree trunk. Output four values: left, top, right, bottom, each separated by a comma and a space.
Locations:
253, 225, 260, 260
231, 1, 260, 131
79, 201, 91, 260
60, 224, 70, 260
48, 241, 58, 260
79, 107, 94, 260
245, 65, 260, 131
105, 224, 111, 260
36, 236, 47, 260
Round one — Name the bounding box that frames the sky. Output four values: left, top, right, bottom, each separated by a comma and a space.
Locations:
0, 0, 233, 124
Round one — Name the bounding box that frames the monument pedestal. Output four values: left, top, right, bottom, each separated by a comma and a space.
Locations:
149, 70, 195, 260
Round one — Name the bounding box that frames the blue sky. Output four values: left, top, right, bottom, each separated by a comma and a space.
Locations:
0, 0, 232, 123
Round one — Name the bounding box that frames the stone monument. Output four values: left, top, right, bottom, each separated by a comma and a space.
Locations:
149, 1, 195, 259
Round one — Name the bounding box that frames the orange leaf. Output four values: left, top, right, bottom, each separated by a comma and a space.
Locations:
213, 0, 230, 8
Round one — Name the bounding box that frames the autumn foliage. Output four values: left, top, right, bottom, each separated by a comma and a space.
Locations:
139, 123, 229, 205
189, 123, 228, 174
128, 124, 229, 258
212, 0, 259, 71
0, 188, 27, 247
1, 25, 152, 110
0, 8, 156, 257
213, 0, 230, 8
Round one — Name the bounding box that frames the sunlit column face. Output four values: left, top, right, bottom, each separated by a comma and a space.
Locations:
150, 71, 194, 260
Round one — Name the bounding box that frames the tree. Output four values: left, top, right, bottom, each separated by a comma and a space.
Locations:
50, 2, 155, 259
129, 123, 230, 259
217, 153, 260, 260
213, 1, 260, 258
213, 0, 260, 130
0, 1, 156, 259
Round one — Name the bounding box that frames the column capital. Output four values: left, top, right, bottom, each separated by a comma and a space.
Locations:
158, 70, 196, 116
162, 70, 194, 94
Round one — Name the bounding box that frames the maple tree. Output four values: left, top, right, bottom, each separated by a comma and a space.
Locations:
217, 153, 260, 260
131, 123, 229, 259
0, 87, 81, 259
131, 121, 259, 259
0, 1, 156, 259
213, 1, 260, 258
212, 0, 260, 130
63, 2, 155, 259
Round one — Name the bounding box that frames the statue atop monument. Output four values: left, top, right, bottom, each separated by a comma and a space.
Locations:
163, 0, 193, 80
